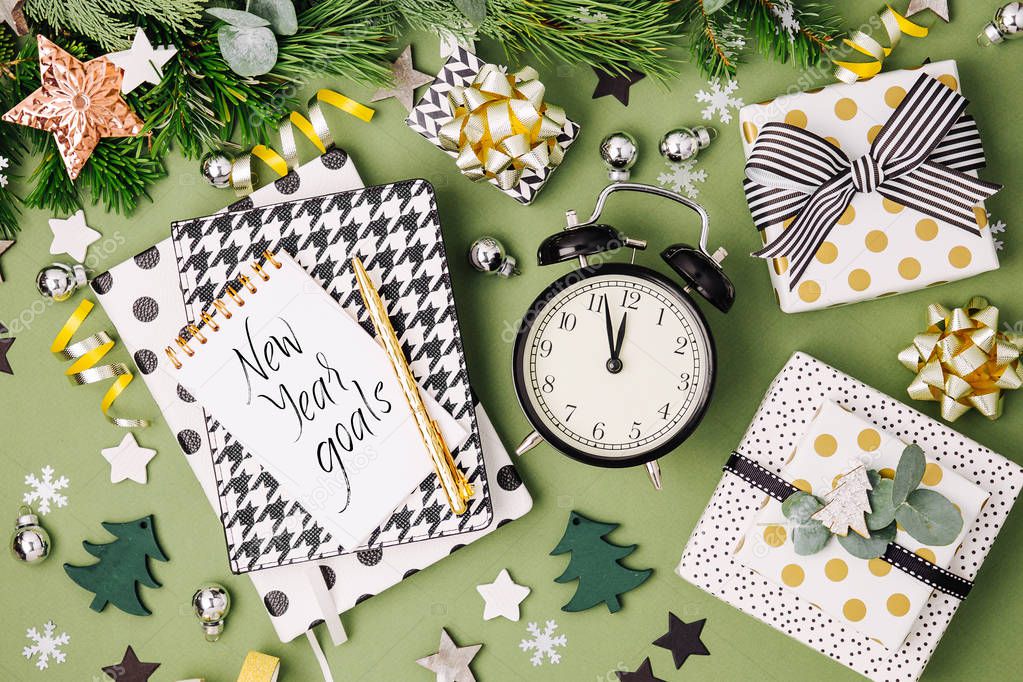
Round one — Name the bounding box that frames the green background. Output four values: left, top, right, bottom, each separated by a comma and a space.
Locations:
2, 2, 1020, 680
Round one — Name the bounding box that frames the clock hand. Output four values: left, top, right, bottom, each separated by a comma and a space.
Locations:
604, 294, 624, 375
613, 311, 628, 361
603, 294, 616, 362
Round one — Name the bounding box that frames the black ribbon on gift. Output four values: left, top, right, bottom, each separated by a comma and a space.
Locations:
725, 452, 973, 600
744, 73, 1002, 289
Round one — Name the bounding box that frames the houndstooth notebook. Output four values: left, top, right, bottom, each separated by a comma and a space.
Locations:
170, 179, 494, 572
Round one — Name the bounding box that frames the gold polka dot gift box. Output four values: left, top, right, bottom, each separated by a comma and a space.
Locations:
677, 352, 1023, 681
739, 60, 1001, 313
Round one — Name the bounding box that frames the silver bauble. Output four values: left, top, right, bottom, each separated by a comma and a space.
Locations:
469, 236, 519, 277
599, 131, 639, 181
200, 152, 235, 189
979, 2, 1023, 44
11, 506, 50, 564
192, 582, 232, 641
36, 262, 87, 302
658, 126, 716, 163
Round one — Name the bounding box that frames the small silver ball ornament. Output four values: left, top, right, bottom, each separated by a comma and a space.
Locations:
36, 262, 87, 302
658, 126, 716, 163
200, 152, 235, 189
979, 2, 1023, 45
192, 582, 231, 641
11, 506, 50, 564
599, 131, 639, 181
469, 236, 519, 277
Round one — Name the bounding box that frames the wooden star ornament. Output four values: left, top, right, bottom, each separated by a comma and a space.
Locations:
0, 239, 13, 283
905, 0, 950, 22
416, 628, 481, 682
101, 646, 159, 682
652, 612, 710, 669
592, 65, 646, 106
0, 0, 28, 36
0, 322, 15, 375
617, 658, 666, 682
370, 45, 433, 113
3, 35, 145, 180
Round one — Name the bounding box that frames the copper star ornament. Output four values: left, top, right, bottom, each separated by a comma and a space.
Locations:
3, 35, 145, 180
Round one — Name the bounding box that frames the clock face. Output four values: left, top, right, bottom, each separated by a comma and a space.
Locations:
513, 264, 716, 467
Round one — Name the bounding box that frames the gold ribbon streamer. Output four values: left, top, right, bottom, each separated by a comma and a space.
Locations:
437, 63, 567, 190
833, 5, 929, 84
51, 300, 148, 428
231, 89, 374, 196
898, 297, 1023, 422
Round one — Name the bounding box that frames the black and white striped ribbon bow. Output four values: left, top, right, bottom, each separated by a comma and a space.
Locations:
744, 73, 1002, 288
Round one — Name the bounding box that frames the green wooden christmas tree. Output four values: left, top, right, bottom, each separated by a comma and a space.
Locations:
551, 511, 652, 613
64, 515, 168, 616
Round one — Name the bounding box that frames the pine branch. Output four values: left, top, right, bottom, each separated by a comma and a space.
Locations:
23, 0, 205, 51
0, 32, 22, 238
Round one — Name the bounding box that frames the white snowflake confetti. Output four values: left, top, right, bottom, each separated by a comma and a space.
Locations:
519, 620, 567, 666
22, 621, 70, 670
23, 466, 70, 515
990, 217, 1006, 251
695, 78, 743, 124
577, 7, 608, 23
0, 154, 8, 188
770, 0, 800, 41
657, 159, 708, 199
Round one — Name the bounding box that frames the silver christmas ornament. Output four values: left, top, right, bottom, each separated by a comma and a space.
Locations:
200, 151, 235, 189
469, 236, 519, 277
599, 131, 639, 181
658, 126, 716, 163
11, 506, 50, 564
979, 2, 1023, 45
192, 583, 231, 641
36, 262, 87, 302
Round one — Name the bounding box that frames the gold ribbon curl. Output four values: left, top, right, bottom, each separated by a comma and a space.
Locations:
833, 5, 929, 84
898, 297, 1023, 422
438, 63, 567, 190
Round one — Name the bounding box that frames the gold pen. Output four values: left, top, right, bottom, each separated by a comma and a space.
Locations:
351, 256, 473, 515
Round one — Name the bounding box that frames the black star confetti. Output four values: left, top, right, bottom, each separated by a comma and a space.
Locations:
652, 612, 710, 669
592, 65, 646, 106
0, 322, 14, 375
617, 657, 666, 682
101, 646, 160, 682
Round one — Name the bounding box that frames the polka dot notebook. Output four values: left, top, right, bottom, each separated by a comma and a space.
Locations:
677, 352, 1023, 681
739, 60, 1000, 313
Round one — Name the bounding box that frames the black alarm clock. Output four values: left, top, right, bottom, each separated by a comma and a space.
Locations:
512, 182, 735, 488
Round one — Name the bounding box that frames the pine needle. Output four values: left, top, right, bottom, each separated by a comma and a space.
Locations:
23, 0, 205, 51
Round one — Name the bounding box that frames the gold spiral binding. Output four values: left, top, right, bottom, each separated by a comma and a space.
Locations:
165, 251, 280, 370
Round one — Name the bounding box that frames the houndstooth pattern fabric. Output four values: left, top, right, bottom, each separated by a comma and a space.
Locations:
405, 44, 580, 205
171, 180, 493, 572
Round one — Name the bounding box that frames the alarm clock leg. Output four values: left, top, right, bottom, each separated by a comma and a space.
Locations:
515, 431, 544, 456
646, 461, 663, 490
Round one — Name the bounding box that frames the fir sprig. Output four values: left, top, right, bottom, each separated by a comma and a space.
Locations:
23, 0, 205, 51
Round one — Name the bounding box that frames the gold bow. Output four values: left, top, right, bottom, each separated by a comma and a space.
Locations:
899, 297, 1023, 422
438, 63, 567, 190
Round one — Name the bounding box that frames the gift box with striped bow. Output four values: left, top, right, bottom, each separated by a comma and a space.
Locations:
739, 61, 1001, 313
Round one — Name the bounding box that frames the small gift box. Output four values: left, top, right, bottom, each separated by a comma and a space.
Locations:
677, 352, 1023, 681
739, 61, 1002, 313
734, 400, 988, 650
406, 45, 579, 205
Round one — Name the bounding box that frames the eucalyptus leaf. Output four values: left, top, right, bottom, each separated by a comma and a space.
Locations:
892, 443, 925, 507
866, 477, 897, 530
453, 0, 487, 27
896, 488, 963, 545
247, 0, 298, 36
703, 0, 737, 13
207, 7, 271, 28
836, 521, 896, 559
218, 24, 279, 78
782, 492, 831, 555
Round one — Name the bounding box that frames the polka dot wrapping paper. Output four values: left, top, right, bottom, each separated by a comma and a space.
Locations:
739, 61, 1000, 313
734, 399, 989, 651
677, 352, 1023, 682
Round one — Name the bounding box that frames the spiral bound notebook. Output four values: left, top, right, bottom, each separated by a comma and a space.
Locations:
167, 251, 467, 548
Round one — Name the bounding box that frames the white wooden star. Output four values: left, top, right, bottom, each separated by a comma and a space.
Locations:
48, 210, 100, 262
370, 45, 433, 113
0, 240, 13, 283
101, 433, 157, 484
0, 0, 28, 36
905, 0, 950, 22
107, 28, 178, 94
416, 628, 481, 682
476, 569, 530, 621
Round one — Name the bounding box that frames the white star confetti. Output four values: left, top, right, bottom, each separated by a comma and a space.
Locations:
23, 465, 69, 515
22, 621, 70, 670
657, 159, 708, 199
48, 210, 101, 262
101, 433, 157, 484
106, 28, 178, 94
519, 620, 567, 667
695, 78, 744, 124
476, 569, 530, 621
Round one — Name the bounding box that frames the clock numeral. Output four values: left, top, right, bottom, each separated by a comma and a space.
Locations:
586, 293, 605, 313
657, 308, 666, 326
541, 375, 555, 393
677, 372, 691, 391
674, 336, 688, 355
565, 404, 577, 421
658, 403, 671, 420
538, 339, 553, 357
592, 422, 606, 440
557, 311, 577, 331
621, 290, 640, 310
628, 421, 642, 440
